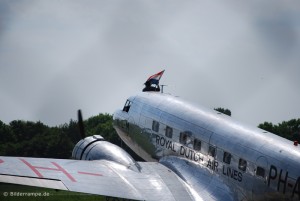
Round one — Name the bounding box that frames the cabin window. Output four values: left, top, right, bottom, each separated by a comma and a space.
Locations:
180, 131, 192, 145
193, 139, 201, 151
165, 126, 173, 138
256, 166, 265, 178
208, 146, 216, 157
239, 158, 247, 172
223, 152, 231, 164
152, 121, 159, 132
122, 100, 132, 113
179, 132, 188, 144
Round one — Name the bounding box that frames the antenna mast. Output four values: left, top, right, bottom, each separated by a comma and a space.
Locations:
160, 84, 167, 93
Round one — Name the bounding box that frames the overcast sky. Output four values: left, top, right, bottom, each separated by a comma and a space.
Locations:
0, 0, 299, 127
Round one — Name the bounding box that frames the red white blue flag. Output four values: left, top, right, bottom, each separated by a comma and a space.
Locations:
147, 70, 165, 85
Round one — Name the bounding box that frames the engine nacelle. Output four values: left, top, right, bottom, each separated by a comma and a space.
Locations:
72, 135, 140, 171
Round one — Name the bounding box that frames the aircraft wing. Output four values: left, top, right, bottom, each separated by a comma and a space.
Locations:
0, 156, 236, 201
0, 156, 196, 201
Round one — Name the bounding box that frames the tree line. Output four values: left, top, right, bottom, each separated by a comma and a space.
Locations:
0, 113, 299, 159
258, 119, 300, 142
0, 114, 129, 159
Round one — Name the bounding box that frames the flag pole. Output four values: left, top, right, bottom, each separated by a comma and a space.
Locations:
160, 84, 167, 93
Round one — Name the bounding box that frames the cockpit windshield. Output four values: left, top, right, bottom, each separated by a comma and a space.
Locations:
122, 100, 132, 113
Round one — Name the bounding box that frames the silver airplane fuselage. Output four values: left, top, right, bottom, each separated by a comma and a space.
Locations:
113, 92, 300, 201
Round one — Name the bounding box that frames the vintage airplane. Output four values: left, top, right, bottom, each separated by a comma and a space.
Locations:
0, 71, 299, 201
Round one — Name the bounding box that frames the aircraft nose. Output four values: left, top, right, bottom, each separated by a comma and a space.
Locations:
113, 109, 124, 121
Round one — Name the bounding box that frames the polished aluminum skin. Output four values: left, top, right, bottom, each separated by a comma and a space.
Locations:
72, 135, 140, 171
113, 92, 300, 201
0, 156, 194, 200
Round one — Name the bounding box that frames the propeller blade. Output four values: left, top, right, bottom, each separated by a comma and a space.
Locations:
77, 110, 85, 139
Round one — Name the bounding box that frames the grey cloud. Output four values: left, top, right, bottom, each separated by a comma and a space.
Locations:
0, 0, 299, 126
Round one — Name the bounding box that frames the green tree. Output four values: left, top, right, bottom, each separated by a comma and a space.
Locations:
0, 120, 13, 143
214, 107, 231, 116
9, 120, 48, 142
258, 118, 300, 141
0, 113, 124, 159
85, 113, 120, 144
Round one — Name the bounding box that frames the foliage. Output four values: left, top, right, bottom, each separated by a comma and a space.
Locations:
214, 107, 231, 116
0, 114, 122, 159
258, 119, 300, 142
85, 114, 120, 144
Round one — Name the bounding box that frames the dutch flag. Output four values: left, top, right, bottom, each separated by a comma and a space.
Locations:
147, 70, 165, 85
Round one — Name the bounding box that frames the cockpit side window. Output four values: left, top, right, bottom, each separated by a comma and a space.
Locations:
122, 100, 132, 113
